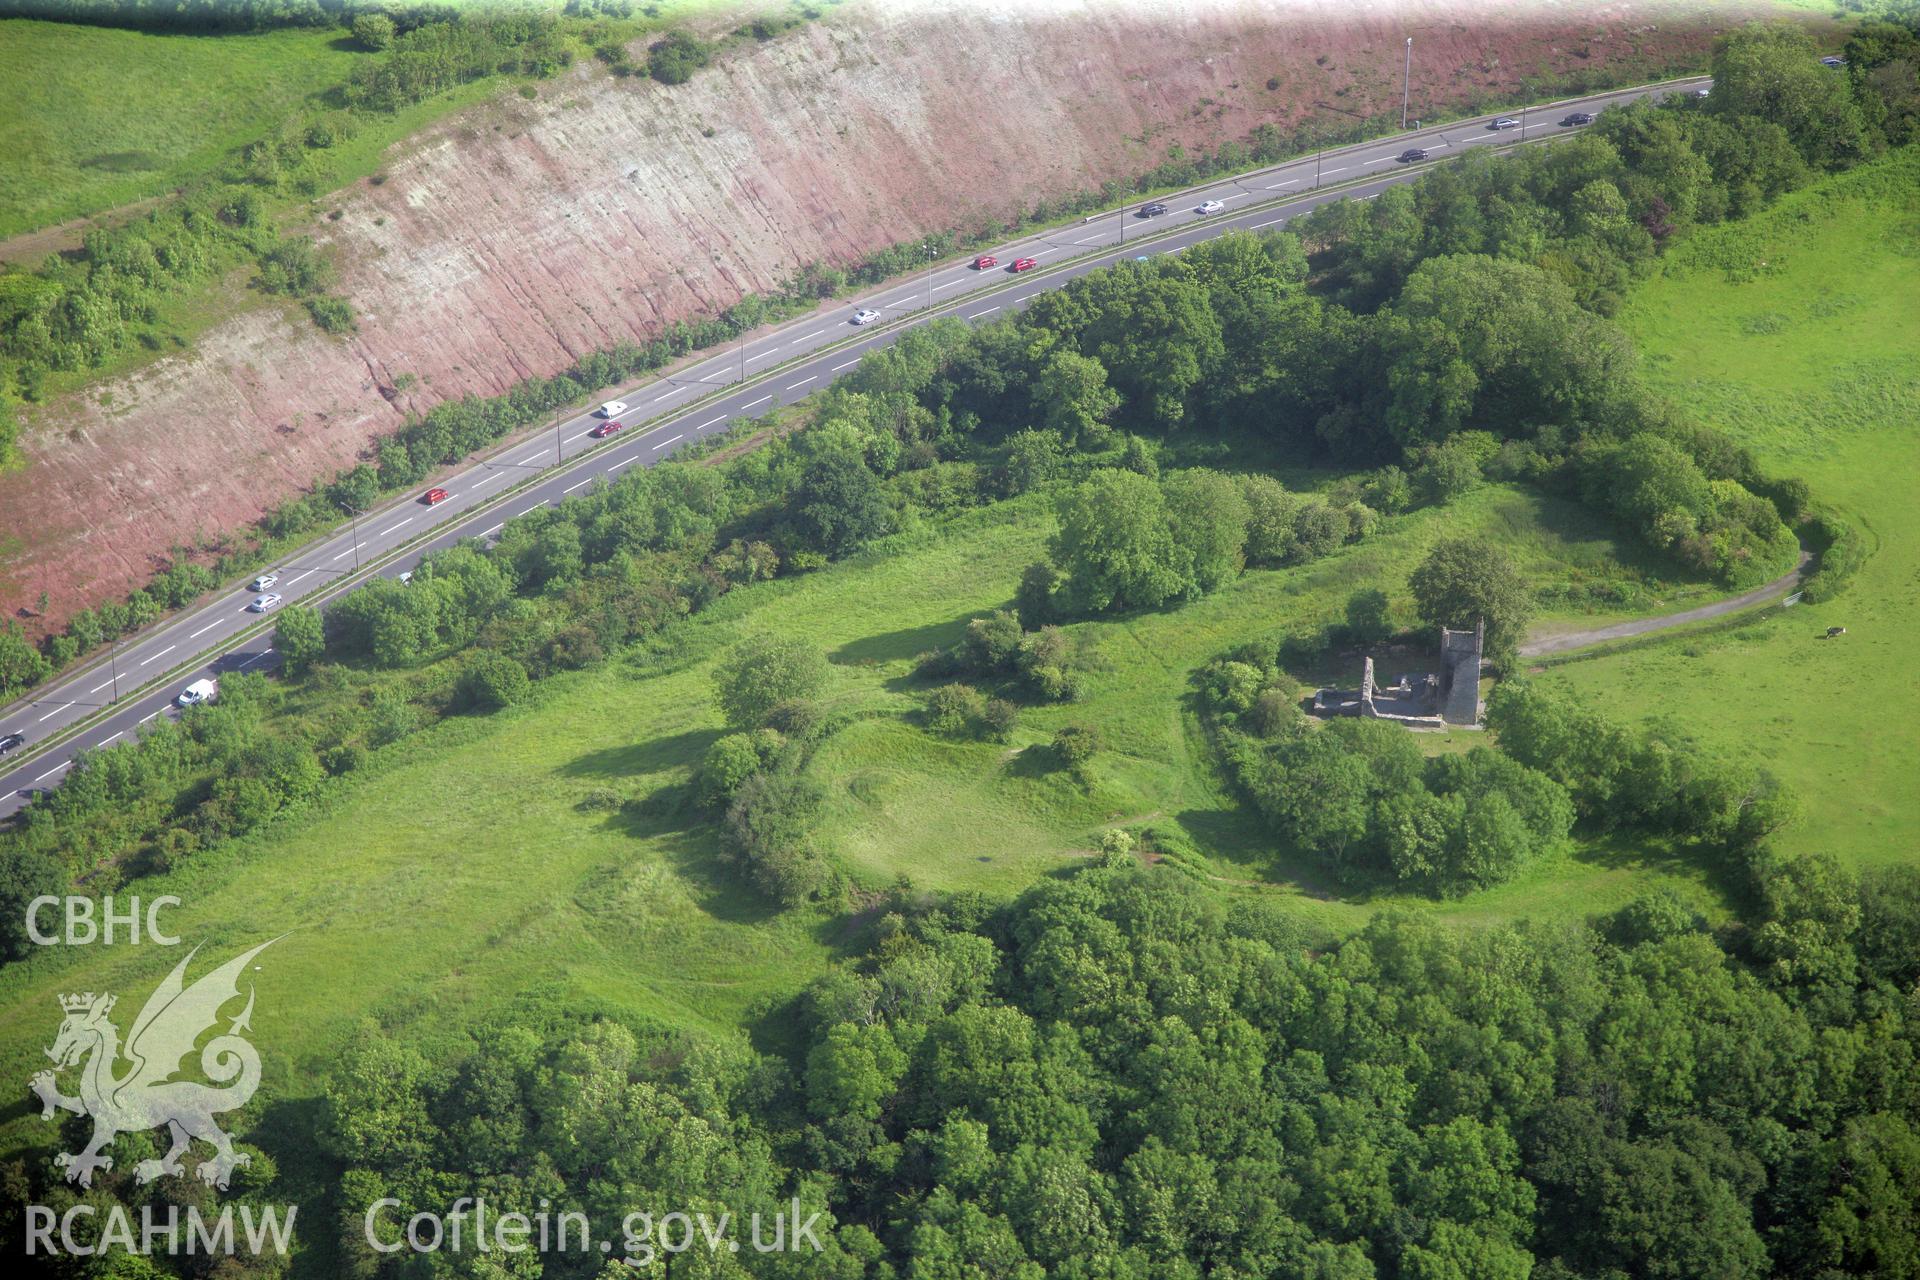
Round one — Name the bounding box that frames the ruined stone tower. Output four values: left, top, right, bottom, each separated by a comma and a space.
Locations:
1438, 618, 1484, 726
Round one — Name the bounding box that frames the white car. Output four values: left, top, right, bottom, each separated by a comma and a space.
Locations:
1196, 199, 1226, 215
398, 571, 413, 585
1489, 117, 1520, 130
176, 678, 218, 707
247, 593, 282, 612
851, 309, 882, 326
597, 400, 629, 418
250, 573, 279, 591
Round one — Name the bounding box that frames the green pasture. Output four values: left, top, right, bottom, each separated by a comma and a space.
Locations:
1554, 146, 1920, 871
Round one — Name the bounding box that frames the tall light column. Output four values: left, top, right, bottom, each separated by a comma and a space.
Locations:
1402, 37, 1413, 129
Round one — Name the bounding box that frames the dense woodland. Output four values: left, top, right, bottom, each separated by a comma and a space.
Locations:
3, 18, 1920, 1278
16, 853, 1914, 1278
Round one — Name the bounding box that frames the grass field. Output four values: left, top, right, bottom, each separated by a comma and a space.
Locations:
4, 150, 1912, 1247
0, 21, 363, 240
1552, 145, 1920, 871
0, 469, 1711, 1133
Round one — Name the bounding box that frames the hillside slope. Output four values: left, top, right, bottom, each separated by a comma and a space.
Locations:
0, 0, 1777, 633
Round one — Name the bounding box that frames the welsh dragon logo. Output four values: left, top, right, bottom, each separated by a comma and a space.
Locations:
30, 939, 276, 1191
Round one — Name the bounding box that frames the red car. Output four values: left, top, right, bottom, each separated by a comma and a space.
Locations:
972, 255, 999, 270
589, 420, 624, 439
1009, 257, 1038, 273
422, 487, 450, 505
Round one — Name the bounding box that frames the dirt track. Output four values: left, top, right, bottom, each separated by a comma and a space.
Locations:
1519, 549, 1812, 657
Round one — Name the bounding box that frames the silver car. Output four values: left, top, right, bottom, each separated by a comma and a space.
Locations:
247, 593, 283, 613
851, 309, 882, 326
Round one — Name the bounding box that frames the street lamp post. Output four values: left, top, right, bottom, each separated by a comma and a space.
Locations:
109, 637, 119, 702
1402, 37, 1413, 130
341, 503, 363, 572
926, 244, 936, 310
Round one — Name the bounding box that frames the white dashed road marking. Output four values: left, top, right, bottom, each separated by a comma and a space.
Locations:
139, 645, 176, 667
564, 477, 594, 494
832, 358, 862, 371
190, 621, 221, 639
786, 376, 816, 391
34, 760, 69, 782
968, 306, 1001, 319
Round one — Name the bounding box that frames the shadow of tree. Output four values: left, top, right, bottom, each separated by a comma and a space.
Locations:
556, 727, 719, 781
832, 607, 988, 667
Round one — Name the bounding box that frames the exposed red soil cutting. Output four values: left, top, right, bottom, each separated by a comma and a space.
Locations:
0, 0, 1796, 639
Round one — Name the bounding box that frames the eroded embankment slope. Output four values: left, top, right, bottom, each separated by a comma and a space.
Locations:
0, 0, 1773, 632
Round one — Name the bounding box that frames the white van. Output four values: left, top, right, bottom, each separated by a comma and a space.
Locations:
176, 678, 218, 707
597, 400, 629, 418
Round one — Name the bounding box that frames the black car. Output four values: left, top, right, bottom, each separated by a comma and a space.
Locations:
1560, 112, 1596, 127
1396, 148, 1429, 163
1137, 202, 1169, 218
0, 731, 24, 755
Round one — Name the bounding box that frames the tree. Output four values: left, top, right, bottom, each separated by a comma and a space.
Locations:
1022, 267, 1224, 430
1048, 468, 1188, 614
1161, 467, 1249, 593
793, 452, 891, 556
1415, 440, 1483, 504
924, 684, 988, 736
1015, 560, 1058, 629
1710, 22, 1869, 169
697, 730, 779, 809
1001, 428, 1065, 494
1239, 473, 1301, 566
1409, 537, 1532, 669
725, 770, 829, 904
351, 12, 396, 50
1032, 350, 1121, 447
462, 652, 530, 711
1378, 254, 1636, 447
1052, 725, 1099, 770
1345, 588, 1394, 646
274, 604, 325, 677
647, 29, 712, 84
1781, 1114, 1920, 1280
0, 845, 65, 961
713, 635, 829, 728
805, 1022, 906, 1123
0, 620, 51, 699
